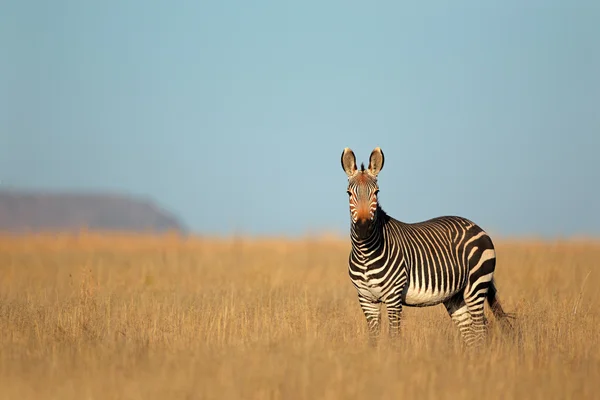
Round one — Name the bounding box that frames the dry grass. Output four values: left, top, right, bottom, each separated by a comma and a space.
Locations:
0, 233, 598, 399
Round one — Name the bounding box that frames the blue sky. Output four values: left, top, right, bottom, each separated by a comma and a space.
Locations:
1, 1, 599, 237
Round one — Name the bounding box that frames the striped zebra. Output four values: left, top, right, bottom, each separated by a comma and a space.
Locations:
341, 147, 513, 346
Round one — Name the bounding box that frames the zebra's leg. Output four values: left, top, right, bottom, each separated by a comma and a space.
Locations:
385, 290, 404, 340
443, 292, 473, 344
463, 284, 490, 347
464, 246, 496, 347
358, 293, 381, 344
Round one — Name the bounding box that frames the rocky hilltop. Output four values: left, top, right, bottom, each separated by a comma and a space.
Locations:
0, 190, 186, 233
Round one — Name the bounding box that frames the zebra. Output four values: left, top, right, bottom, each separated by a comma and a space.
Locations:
341, 147, 513, 346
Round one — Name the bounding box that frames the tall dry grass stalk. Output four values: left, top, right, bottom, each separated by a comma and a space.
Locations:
0, 233, 598, 399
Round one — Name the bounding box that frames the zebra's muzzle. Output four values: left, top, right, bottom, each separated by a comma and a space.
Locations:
354, 219, 372, 237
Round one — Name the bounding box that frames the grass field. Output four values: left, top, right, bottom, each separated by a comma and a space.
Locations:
0, 233, 598, 399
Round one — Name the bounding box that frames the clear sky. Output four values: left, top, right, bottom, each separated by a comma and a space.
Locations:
1, 1, 599, 238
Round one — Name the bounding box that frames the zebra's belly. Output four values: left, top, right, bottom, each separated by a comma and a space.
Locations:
403, 282, 457, 307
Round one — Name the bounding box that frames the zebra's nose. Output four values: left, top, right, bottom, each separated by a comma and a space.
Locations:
355, 219, 371, 236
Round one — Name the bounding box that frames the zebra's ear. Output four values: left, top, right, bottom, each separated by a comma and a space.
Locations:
341, 148, 358, 177
368, 147, 384, 176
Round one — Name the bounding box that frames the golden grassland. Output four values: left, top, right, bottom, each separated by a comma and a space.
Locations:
0, 232, 598, 399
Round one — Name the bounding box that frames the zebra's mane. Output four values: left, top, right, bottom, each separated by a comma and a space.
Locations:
360, 162, 365, 171
376, 204, 389, 221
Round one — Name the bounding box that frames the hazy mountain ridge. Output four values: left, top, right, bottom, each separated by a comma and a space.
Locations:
0, 190, 186, 233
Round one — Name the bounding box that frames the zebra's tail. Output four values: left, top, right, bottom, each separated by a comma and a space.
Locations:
486, 278, 515, 332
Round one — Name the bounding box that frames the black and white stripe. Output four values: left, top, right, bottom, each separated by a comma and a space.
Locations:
341, 147, 513, 346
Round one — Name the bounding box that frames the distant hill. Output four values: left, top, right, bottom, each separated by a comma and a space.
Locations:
0, 190, 186, 233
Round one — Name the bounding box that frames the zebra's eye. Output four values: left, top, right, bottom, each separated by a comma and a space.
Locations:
374, 190, 379, 196
347, 190, 352, 196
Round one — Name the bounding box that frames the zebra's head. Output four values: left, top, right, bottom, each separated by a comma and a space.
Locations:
341, 147, 385, 237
